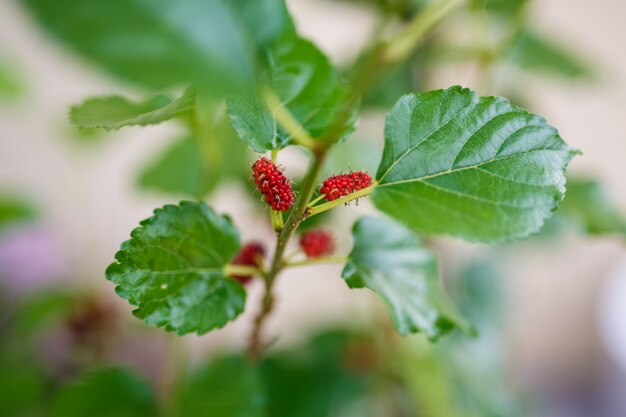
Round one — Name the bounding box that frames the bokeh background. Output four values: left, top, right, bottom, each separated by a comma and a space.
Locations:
1, 0, 625, 416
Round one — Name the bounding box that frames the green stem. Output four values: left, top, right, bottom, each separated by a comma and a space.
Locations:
381, 0, 465, 64
223, 264, 260, 277
269, 207, 284, 233
306, 193, 327, 208
262, 87, 321, 151
308, 184, 377, 217
284, 256, 347, 268
247, 150, 327, 360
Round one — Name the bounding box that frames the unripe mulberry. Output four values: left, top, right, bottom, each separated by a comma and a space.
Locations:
299, 230, 335, 258
252, 157, 294, 211
230, 242, 265, 285
320, 171, 372, 201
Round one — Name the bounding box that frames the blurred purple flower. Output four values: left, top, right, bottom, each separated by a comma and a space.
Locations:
0, 224, 66, 294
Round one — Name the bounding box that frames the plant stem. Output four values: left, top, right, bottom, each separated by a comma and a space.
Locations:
307, 184, 377, 217
284, 256, 347, 268
381, 0, 464, 64
269, 207, 284, 232
223, 264, 259, 277
306, 193, 327, 208
262, 87, 321, 151
247, 150, 327, 359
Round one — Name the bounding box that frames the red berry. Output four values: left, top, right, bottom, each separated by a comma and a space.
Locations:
320, 171, 372, 201
252, 157, 294, 211
230, 242, 265, 285
299, 230, 335, 258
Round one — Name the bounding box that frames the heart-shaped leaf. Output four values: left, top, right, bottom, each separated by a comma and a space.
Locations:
106, 202, 244, 335
342, 216, 473, 340
372, 86, 578, 243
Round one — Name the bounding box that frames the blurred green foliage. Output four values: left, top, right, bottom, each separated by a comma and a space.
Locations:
507, 31, 593, 79
0, 197, 36, 228
23, 0, 291, 93
0, 60, 24, 100
0, 360, 46, 417
50, 369, 157, 417
558, 176, 626, 237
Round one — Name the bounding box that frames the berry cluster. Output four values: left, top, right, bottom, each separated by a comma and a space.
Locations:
320, 171, 373, 201
299, 230, 335, 258
252, 157, 294, 211
230, 242, 265, 285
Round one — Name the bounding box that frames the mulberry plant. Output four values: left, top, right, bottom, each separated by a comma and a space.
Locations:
44, 0, 580, 360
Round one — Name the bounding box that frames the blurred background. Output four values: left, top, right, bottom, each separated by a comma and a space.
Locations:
1, 0, 625, 416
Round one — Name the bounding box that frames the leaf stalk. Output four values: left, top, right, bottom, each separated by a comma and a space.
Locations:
284, 256, 348, 268
307, 184, 377, 217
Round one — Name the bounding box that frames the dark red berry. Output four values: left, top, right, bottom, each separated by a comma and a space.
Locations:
230, 242, 265, 285
320, 171, 372, 201
252, 157, 294, 211
299, 230, 335, 258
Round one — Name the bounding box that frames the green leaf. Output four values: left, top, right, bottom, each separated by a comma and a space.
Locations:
558, 176, 626, 236
372, 86, 578, 243
508, 31, 592, 79
106, 201, 245, 335
178, 356, 264, 417
227, 35, 356, 152
342, 216, 472, 339
50, 368, 157, 417
232, 0, 295, 49
23, 0, 259, 91
69, 90, 194, 130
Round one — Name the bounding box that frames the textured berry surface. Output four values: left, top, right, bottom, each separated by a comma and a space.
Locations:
230, 242, 265, 285
299, 230, 335, 258
320, 171, 373, 201
252, 157, 294, 211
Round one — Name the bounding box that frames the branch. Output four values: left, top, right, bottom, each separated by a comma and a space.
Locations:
247, 150, 327, 360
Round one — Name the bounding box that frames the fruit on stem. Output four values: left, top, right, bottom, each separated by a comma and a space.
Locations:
252, 157, 294, 211
320, 171, 373, 201
299, 230, 335, 258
